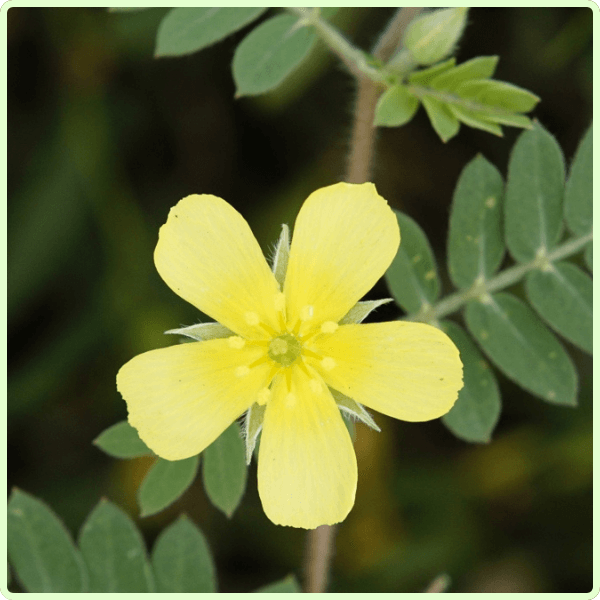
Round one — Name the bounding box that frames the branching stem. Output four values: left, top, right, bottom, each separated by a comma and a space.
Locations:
409, 231, 593, 324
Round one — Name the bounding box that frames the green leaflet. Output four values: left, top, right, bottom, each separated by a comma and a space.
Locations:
202, 421, 247, 517
465, 293, 577, 406
155, 7, 267, 57
93, 420, 153, 459
441, 321, 501, 443
138, 455, 200, 517
255, 574, 301, 592
151, 516, 216, 592
447, 104, 503, 137
421, 96, 459, 142
455, 79, 539, 113
385, 210, 440, 314
8, 489, 87, 592
564, 124, 592, 236
374, 85, 420, 127
78, 500, 155, 592
233, 14, 315, 97
448, 154, 505, 289
408, 58, 456, 86
505, 122, 566, 262
525, 261, 592, 354
429, 55, 499, 88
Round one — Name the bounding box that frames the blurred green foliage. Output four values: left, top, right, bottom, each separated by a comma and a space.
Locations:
8, 7, 592, 593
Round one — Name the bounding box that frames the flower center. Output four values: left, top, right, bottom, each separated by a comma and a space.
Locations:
268, 333, 302, 367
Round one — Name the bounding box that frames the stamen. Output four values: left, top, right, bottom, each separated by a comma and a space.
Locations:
257, 388, 271, 406
235, 366, 250, 378
321, 357, 336, 371
228, 336, 246, 349
320, 321, 338, 334
300, 304, 314, 321
248, 355, 269, 369
301, 348, 322, 360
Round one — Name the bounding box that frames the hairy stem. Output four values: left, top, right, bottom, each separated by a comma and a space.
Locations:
303, 8, 422, 594
409, 231, 593, 324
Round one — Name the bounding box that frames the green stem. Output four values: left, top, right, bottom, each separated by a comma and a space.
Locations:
286, 7, 386, 82
410, 231, 592, 323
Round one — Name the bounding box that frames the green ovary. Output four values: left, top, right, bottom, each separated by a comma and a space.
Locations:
268, 333, 302, 367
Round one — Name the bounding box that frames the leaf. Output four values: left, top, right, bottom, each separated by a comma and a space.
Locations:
465, 293, 577, 406
525, 261, 592, 354
403, 8, 469, 66
374, 85, 420, 127
78, 499, 154, 592
408, 58, 456, 86
440, 321, 501, 443
430, 56, 499, 89
202, 421, 247, 517
155, 7, 267, 57
385, 210, 440, 314
8, 489, 87, 592
564, 124, 592, 236
232, 14, 316, 97
455, 79, 540, 113
93, 420, 153, 459
421, 96, 460, 142
447, 104, 503, 136
151, 516, 216, 592
505, 122, 566, 262
448, 154, 505, 289
255, 574, 301, 592
138, 455, 200, 517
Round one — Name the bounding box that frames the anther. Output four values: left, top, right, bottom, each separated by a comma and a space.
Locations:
228, 336, 246, 349
321, 357, 336, 371
257, 388, 271, 405
244, 312, 260, 326
300, 304, 314, 321
235, 366, 251, 378
320, 321, 338, 334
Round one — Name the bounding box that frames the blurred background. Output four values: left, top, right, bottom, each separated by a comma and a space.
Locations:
7, 6, 592, 593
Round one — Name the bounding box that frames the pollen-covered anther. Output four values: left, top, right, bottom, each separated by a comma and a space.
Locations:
244, 311, 260, 326
228, 336, 246, 349
321, 357, 336, 371
257, 387, 271, 405
235, 366, 251, 378
285, 392, 297, 408
300, 304, 314, 321
320, 321, 338, 334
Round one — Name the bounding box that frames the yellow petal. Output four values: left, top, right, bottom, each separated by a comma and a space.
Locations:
284, 183, 399, 329
311, 322, 463, 422
154, 195, 280, 338
117, 339, 270, 460
257, 367, 357, 529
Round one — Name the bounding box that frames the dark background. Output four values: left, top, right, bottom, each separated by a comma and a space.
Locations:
8, 7, 593, 593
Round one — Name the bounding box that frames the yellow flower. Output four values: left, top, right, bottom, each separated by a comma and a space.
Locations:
117, 182, 463, 529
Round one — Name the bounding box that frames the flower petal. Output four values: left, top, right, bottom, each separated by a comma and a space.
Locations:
117, 339, 271, 460
311, 322, 463, 422
284, 183, 400, 329
257, 367, 357, 529
154, 195, 281, 337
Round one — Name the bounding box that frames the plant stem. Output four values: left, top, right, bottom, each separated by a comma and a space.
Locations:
303, 8, 422, 593
409, 231, 593, 323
